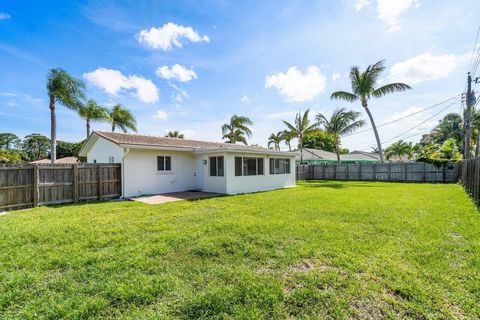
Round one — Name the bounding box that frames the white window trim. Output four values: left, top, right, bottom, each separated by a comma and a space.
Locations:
156, 155, 174, 175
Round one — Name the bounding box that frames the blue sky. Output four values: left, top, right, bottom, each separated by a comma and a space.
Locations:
0, 0, 479, 151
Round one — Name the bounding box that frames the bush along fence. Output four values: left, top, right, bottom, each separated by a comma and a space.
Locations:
457, 157, 480, 206
296, 162, 458, 183
0, 163, 121, 211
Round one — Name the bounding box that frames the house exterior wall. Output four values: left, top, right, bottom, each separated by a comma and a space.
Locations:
86, 137, 124, 164
224, 152, 296, 195
123, 149, 196, 197
195, 153, 227, 194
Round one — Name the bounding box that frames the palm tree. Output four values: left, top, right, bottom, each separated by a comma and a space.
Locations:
110, 104, 137, 133
47, 68, 85, 163
385, 140, 412, 162
165, 130, 185, 139
78, 100, 110, 138
283, 109, 317, 161
268, 131, 284, 150
331, 60, 411, 163
316, 108, 366, 164
222, 115, 253, 144
282, 130, 294, 152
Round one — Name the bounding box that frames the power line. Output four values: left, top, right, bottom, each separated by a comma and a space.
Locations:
469, 24, 480, 73
344, 99, 460, 149
343, 94, 461, 138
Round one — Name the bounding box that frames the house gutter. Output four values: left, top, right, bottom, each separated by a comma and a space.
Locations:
121, 147, 130, 198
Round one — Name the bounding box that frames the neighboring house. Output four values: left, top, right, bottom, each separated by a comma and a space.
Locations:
30, 156, 80, 164
79, 131, 297, 197
297, 148, 380, 164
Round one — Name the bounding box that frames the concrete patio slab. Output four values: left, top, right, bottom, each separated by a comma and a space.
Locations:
131, 191, 221, 205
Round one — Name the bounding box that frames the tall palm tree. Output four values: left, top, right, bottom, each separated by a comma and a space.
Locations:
316, 108, 366, 164
268, 131, 284, 150
331, 60, 411, 163
165, 130, 185, 139
47, 68, 85, 163
78, 100, 110, 138
110, 104, 137, 133
283, 109, 317, 161
222, 115, 253, 144
385, 140, 412, 162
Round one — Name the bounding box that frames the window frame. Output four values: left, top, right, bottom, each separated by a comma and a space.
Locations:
269, 158, 291, 175
234, 156, 265, 176
157, 155, 172, 172
209, 156, 224, 177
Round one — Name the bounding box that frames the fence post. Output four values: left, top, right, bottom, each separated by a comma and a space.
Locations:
422, 162, 426, 182
403, 163, 408, 181
334, 164, 337, 180
98, 164, 102, 200
73, 163, 79, 203
33, 164, 39, 207
373, 164, 376, 181
388, 164, 391, 181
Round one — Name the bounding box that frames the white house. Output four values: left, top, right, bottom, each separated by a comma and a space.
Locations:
79, 131, 297, 198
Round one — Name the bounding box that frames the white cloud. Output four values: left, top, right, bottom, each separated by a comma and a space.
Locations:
376, 0, 419, 31
153, 109, 168, 120
136, 22, 210, 50
83, 68, 159, 103
332, 73, 341, 81
388, 53, 459, 85
0, 13, 10, 20
265, 66, 326, 102
355, 0, 370, 11
156, 64, 197, 82
169, 83, 188, 103
240, 94, 250, 103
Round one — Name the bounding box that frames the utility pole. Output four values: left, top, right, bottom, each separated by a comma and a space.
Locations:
464, 72, 473, 159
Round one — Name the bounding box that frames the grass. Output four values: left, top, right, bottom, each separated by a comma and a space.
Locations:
0, 181, 479, 319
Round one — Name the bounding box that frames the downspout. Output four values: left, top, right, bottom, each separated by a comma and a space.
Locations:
121, 147, 130, 199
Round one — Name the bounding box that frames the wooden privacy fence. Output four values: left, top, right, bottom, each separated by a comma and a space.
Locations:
0, 163, 121, 210
458, 157, 480, 206
296, 162, 458, 183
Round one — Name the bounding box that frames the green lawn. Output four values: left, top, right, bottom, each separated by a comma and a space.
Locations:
0, 181, 479, 319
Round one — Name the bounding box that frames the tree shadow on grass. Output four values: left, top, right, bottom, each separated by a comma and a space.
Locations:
299, 180, 384, 189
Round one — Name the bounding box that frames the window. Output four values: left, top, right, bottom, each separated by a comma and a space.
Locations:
234, 157, 264, 176
269, 158, 290, 174
157, 156, 172, 171
108, 156, 114, 163
93, 159, 97, 164
209, 156, 224, 176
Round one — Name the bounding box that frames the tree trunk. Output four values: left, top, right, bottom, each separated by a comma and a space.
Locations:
86, 120, 91, 138
287, 141, 291, 152
112, 123, 115, 132
49, 96, 56, 164
335, 140, 341, 164
363, 102, 384, 163
299, 134, 303, 162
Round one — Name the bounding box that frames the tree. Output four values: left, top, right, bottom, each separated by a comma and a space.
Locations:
268, 131, 284, 150
282, 130, 295, 152
222, 115, 253, 144
22, 134, 50, 161
430, 113, 464, 149
283, 109, 318, 161
385, 140, 412, 162
110, 104, 137, 132
316, 108, 366, 164
47, 68, 85, 164
302, 129, 337, 152
56, 141, 82, 159
0, 133, 20, 150
165, 131, 185, 139
331, 60, 411, 163
78, 100, 110, 138
0, 150, 22, 164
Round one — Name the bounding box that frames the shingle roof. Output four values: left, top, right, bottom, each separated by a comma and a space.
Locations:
298, 148, 380, 161
30, 157, 79, 164
94, 131, 293, 154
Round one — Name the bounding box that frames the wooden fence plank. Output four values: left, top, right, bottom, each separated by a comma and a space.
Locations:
0, 163, 121, 211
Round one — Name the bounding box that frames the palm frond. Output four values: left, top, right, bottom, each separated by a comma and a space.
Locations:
371, 83, 411, 98
330, 91, 358, 102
